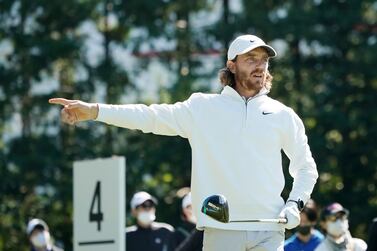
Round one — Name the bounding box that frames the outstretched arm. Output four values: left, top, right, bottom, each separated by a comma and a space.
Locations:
49, 96, 194, 138
48, 98, 99, 125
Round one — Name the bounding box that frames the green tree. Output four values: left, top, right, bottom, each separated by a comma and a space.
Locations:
0, 0, 100, 249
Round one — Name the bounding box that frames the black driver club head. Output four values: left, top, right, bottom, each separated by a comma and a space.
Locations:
201, 194, 229, 223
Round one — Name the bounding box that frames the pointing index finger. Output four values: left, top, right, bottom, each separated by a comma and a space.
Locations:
49, 98, 72, 106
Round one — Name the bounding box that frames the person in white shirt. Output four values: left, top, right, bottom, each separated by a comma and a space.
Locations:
49, 34, 318, 251
315, 202, 367, 251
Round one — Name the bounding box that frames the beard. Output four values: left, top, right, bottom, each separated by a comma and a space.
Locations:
235, 69, 265, 92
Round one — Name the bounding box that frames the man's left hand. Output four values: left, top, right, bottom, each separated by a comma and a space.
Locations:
279, 202, 300, 229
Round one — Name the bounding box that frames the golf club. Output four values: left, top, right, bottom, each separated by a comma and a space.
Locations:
201, 194, 287, 224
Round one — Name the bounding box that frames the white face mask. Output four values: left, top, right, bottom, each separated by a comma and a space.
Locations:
31, 231, 50, 248
137, 211, 156, 226
187, 214, 197, 224
327, 219, 349, 237
184, 207, 197, 224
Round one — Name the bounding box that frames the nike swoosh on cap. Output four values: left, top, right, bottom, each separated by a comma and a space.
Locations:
262, 111, 273, 115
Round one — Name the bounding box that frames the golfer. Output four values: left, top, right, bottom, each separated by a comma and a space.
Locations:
50, 34, 318, 251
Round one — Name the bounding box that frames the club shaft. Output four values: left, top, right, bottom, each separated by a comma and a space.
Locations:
229, 218, 287, 224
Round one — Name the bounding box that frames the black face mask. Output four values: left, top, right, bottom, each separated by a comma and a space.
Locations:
297, 225, 312, 236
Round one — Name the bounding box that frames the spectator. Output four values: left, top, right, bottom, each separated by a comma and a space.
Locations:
315, 202, 367, 251
284, 199, 324, 251
26, 218, 63, 251
366, 217, 377, 251
175, 192, 203, 251
175, 229, 204, 251
126, 191, 176, 251
175, 192, 197, 245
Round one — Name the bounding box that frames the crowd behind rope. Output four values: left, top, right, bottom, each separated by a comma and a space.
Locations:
26, 190, 376, 251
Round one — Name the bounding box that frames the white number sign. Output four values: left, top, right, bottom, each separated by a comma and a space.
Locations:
73, 157, 125, 251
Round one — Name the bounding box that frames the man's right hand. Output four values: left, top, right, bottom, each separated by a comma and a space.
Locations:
48, 98, 99, 125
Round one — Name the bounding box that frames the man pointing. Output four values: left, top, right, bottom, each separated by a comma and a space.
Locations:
50, 34, 318, 251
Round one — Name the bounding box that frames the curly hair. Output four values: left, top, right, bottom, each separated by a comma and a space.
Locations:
218, 67, 273, 91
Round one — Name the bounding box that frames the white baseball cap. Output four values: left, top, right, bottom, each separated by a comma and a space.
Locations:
182, 192, 192, 209
227, 34, 277, 60
26, 218, 49, 235
130, 191, 158, 209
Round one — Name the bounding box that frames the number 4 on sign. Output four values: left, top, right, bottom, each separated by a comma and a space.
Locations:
89, 181, 104, 231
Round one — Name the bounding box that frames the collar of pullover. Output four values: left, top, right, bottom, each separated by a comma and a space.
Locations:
221, 85, 269, 102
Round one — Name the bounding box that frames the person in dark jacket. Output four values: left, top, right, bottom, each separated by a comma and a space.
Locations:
175, 229, 203, 251
175, 192, 203, 251
126, 191, 176, 251
175, 192, 197, 245
366, 217, 377, 251
27, 218, 63, 251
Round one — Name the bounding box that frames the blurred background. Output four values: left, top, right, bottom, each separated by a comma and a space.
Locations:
0, 0, 376, 250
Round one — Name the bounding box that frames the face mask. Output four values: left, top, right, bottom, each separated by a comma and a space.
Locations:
31, 231, 50, 248
188, 215, 197, 224
297, 225, 312, 236
184, 207, 197, 224
137, 211, 156, 226
327, 219, 349, 237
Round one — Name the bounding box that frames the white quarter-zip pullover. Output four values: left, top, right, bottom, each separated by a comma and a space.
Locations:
96, 86, 318, 231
